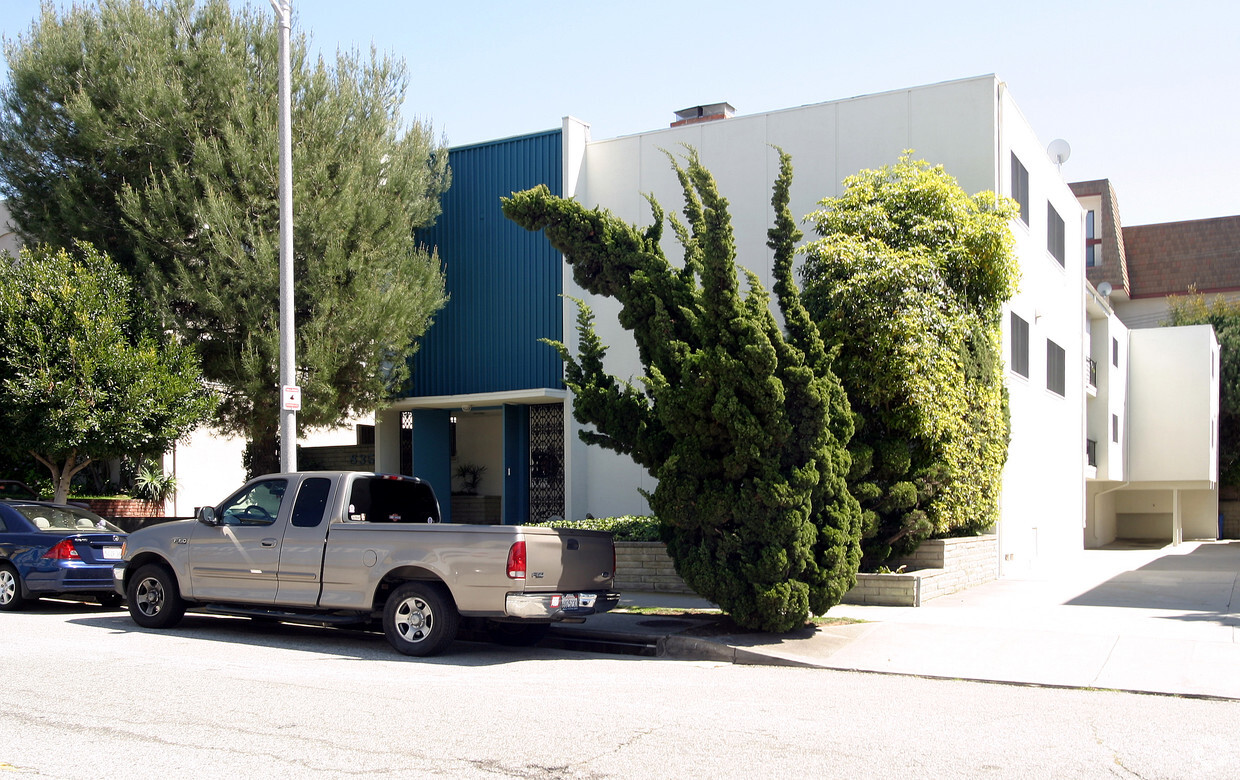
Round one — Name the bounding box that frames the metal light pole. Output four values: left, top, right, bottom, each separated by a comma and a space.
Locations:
271, 0, 297, 472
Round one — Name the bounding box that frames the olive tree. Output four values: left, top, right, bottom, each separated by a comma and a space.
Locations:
0, 244, 215, 503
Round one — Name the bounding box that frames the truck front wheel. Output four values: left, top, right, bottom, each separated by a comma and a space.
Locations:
383, 582, 460, 657
126, 564, 186, 629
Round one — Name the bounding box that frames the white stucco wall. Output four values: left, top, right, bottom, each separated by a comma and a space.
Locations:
170, 416, 375, 515
994, 85, 1088, 572
564, 76, 1088, 572
0, 202, 20, 259
1128, 325, 1219, 482
1086, 306, 1129, 481
567, 77, 1007, 521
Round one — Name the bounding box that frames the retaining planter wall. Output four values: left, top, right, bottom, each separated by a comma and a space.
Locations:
614, 542, 694, 594
842, 535, 999, 606
614, 535, 999, 607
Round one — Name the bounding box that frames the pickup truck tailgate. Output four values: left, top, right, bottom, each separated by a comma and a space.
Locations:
521, 528, 614, 591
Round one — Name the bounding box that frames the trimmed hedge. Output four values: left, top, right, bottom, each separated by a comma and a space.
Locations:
527, 515, 662, 542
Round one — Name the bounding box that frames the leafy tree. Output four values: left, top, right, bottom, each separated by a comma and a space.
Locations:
800, 153, 1018, 566
0, 244, 216, 503
1166, 291, 1240, 487
504, 149, 861, 632
0, 0, 449, 474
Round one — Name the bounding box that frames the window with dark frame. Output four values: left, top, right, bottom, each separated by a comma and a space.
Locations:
1011, 154, 1029, 226
1010, 312, 1030, 378
1085, 210, 1100, 267
1047, 202, 1065, 266
1046, 339, 1066, 396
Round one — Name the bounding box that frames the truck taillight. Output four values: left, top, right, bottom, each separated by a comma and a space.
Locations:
43, 539, 80, 561
506, 541, 526, 580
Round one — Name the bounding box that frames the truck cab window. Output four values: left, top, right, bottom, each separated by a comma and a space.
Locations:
291, 477, 332, 528
219, 479, 288, 526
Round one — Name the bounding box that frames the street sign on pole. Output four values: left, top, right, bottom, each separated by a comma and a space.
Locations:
271, 0, 296, 472
282, 385, 301, 411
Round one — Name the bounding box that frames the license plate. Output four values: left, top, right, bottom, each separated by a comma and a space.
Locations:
101, 546, 122, 560
562, 593, 579, 609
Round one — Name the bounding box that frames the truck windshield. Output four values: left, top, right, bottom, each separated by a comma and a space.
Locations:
346, 478, 440, 524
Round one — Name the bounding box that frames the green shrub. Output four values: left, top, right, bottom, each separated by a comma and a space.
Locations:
527, 515, 662, 542
506, 149, 863, 633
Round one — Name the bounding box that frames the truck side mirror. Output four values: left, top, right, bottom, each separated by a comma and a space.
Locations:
197, 506, 219, 526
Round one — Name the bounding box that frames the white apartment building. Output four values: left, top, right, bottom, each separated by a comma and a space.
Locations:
1074, 179, 1227, 546
550, 75, 1088, 577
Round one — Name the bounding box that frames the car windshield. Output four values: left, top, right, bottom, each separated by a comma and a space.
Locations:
11, 505, 124, 534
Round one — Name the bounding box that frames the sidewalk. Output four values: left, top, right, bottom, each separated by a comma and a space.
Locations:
549, 540, 1240, 700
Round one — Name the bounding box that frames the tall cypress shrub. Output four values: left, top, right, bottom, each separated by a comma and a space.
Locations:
504, 150, 861, 631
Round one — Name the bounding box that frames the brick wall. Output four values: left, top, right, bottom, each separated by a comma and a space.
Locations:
84, 498, 164, 518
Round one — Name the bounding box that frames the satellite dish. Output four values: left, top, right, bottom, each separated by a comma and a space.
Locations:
1047, 139, 1072, 168
1097, 281, 1113, 297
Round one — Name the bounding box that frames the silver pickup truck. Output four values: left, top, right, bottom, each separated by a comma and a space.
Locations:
113, 471, 618, 656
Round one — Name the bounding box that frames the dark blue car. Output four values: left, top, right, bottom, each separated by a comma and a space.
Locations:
0, 501, 127, 610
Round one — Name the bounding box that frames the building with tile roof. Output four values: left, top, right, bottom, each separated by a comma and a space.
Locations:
1071, 180, 1240, 328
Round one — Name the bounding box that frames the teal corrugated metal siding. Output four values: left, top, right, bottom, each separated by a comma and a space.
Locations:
410, 130, 563, 396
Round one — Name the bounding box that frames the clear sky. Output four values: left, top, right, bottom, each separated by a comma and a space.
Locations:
2, 0, 1237, 227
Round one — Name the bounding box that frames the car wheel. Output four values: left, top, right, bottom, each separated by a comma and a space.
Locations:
485, 620, 550, 647
0, 565, 28, 612
382, 582, 459, 657
126, 564, 186, 629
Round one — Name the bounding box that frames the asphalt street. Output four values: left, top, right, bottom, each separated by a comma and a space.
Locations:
1, 600, 1237, 779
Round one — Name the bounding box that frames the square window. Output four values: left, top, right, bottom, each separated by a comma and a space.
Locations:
1047, 203, 1065, 266
1011, 154, 1029, 226
1010, 313, 1029, 377
1046, 339, 1065, 396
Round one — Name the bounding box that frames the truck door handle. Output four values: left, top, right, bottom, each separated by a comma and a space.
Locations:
261, 538, 277, 548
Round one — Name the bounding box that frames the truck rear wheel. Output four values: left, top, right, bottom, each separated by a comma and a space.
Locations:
383, 582, 459, 657
126, 564, 186, 629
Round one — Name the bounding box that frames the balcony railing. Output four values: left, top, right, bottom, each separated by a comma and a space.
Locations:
1085, 356, 1098, 390
1086, 438, 1098, 468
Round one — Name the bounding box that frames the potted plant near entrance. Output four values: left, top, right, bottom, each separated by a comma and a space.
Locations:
451, 463, 500, 523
